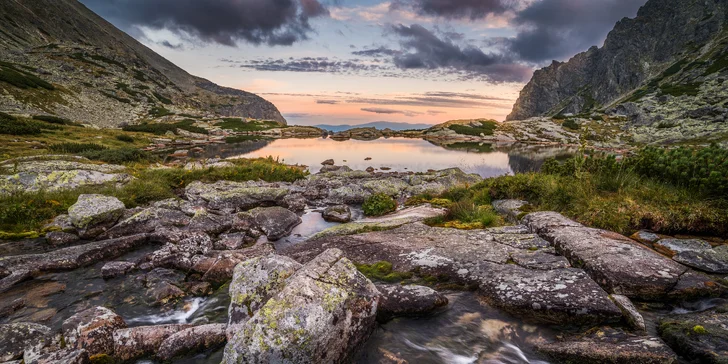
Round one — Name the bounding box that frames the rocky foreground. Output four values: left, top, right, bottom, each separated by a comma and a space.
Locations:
0, 162, 727, 363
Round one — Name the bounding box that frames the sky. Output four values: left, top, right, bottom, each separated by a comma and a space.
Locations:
79, 0, 647, 126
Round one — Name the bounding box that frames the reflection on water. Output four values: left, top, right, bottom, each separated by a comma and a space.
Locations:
222, 138, 573, 177
356, 292, 552, 364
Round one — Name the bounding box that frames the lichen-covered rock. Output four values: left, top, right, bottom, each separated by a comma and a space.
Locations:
0, 322, 52, 361
228, 255, 302, 331
655, 239, 728, 274
157, 324, 227, 361
0, 160, 131, 195
362, 178, 410, 196
223, 248, 380, 364
62, 306, 126, 357
492, 199, 529, 222
322, 205, 352, 223
188, 209, 232, 235
68, 194, 125, 230
610, 294, 646, 333
249, 206, 302, 241
311, 204, 446, 240
45, 231, 80, 246
282, 193, 307, 212
536, 329, 677, 364
376, 284, 448, 321
147, 232, 212, 271
32, 349, 90, 364
658, 304, 728, 364
143, 268, 186, 305
185, 180, 289, 212
113, 324, 192, 361
101, 261, 135, 279
630, 230, 663, 245
100, 208, 190, 239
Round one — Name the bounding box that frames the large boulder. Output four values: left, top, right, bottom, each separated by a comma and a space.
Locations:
0, 322, 52, 361
322, 205, 352, 223
62, 306, 126, 357
157, 324, 227, 361
228, 255, 302, 330
223, 248, 380, 364
249, 207, 302, 240
0, 159, 131, 195
113, 324, 193, 361
185, 180, 289, 212
68, 194, 125, 231
101, 208, 190, 239
658, 304, 728, 364
376, 285, 448, 321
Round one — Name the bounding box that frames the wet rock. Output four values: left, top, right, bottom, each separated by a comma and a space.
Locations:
152, 198, 199, 216
492, 199, 529, 222
32, 349, 89, 364
148, 232, 212, 270
157, 324, 227, 361
630, 230, 662, 245
537, 329, 677, 364
45, 231, 80, 246
101, 261, 135, 279
68, 194, 125, 231
191, 242, 277, 283
62, 306, 126, 357
43, 214, 77, 234
223, 248, 380, 364
655, 239, 728, 274
320, 165, 354, 174
101, 208, 189, 239
228, 255, 302, 330
144, 268, 186, 304
0, 298, 25, 319
322, 205, 352, 223
113, 324, 192, 361
522, 212, 716, 300
249, 207, 302, 240
376, 284, 448, 321
658, 304, 728, 364
0, 322, 52, 361
185, 180, 289, 212
611, 294, 646, 333
321, 159, 335, 165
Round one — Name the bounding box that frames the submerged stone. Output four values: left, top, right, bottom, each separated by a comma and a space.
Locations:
376, 284, 448, 321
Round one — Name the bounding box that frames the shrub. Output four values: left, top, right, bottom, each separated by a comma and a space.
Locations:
362, 193, 397, 217
79, 147, 152, 164
447, 199, 499, 227
153, 92, 173, 105
32, 115, 70, 125
215, 118, 281, 132
0, 64, 54, 90
122, 120, 208, 135
562, 119, 580, 130
49, 143, 107, 154
115, 134, 134, 143
447, 120, 498, 136
1, 114, 60, 135
355, 261, 412, 282
149, 106, 174, 118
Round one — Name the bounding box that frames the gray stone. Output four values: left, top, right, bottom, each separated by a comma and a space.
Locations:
113, 324, 192, 361
188, 209, 232, 235
249, 207, 302, 241
492, 199, 529, 222
223, 248, 380, 364
322, 205, 352, 223
610, 294, 646, 333
658, 304, 728, 364
537, 329, 676, 364
376, 284, 448, 321
0, 323, 52, 361
45, 231, 80, 246
101, 261, 135, 279
185, 180, 289, 212
510, 250, 571, 270
68, 194, 125, 237
32, 349, 89, 364
101, 208, 190, 239
655, 239, 728, 274
321, 159, 335, 165
157, 324, 227, 361
62, 306, 126, 357
0, 160, 131, 195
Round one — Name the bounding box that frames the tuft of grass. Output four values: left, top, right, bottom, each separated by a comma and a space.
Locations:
78, 147, 153, 164
115, 134, 134, 143
362, 193, 397, 217
355, 261, 413, 283
0, 114, 61, 135
447, 120, 497, 136
49, 142, 107, 154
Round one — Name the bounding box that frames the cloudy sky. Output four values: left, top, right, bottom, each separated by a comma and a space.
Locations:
79, 0, 647, 126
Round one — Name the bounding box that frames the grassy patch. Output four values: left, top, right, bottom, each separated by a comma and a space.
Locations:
100, 91, 131, 104
49, 142, 107, 154
0, 158, 307, 235
355, 261, 413, 283
0, 63, 54, 90
215, 119, 281, 132
705, 51, 728, 75
0, 113, 61, 135
447, 120, 498, 136
362, 193, 397, 217
562, 119, 580, 130
32, 115, 83, 127
153, 92, 172, 105
123, 119, 208, 135
659, 83, 701, 97
149, 106, 174, 118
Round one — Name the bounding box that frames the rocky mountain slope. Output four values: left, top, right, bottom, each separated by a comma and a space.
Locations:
506, 0, 728, 144
0, 0, 286, 127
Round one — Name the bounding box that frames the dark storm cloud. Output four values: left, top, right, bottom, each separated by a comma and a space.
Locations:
238, 57, 386, 73
79, 0, 331, 46
390, 0, 513, 20
352, 47, 402, 57
159, 40, 184, 50
388, 24, 531, 82
361, 107, 423, 117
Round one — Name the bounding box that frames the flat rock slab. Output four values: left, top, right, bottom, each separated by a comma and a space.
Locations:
157, 324, 227, 361
185, 180, 289, 212
113, 324, 192, 361
537, 332, 677, 364
522, 212, 720, 300
0, 160, 131, 195
0, 322, 52, 361
284, 223, 621, 325
655, 239, 728, 274
62, 306, 126, 357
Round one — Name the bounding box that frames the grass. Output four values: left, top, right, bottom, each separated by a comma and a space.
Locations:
122, 119, 208, 135
49, 142, 107, 154
562, 119, 580, 130
153, 92, 173, 105
0, 63, 54, 90
149, 106, 174, 118
0, 113, 61, 135
447, 120, 498, 136
32, 115, 83, 127
0, 157, 307, 235
355, 261, 413, 283
660, 83, 702, 97
362, 193, 397, 217
215, 119, 281, 132
115, 135, 134, 143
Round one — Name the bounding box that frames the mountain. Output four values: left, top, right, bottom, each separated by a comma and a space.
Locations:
0, 0, 285, 127
314, 121, 433, 132
507, 0, 728, 134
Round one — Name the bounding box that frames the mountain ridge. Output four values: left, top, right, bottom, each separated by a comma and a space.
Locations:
0, 0, 286, 127
314, 121, 434, 132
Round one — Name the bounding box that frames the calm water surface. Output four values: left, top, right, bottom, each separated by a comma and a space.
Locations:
201, 137, 574, 177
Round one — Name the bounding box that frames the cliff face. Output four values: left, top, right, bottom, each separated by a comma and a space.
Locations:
507, 0, 728, 122
0, 0, 286, 127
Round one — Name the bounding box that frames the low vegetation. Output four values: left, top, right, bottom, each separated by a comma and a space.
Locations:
215, 118, 281, 132
362, 193, 397, 217
0, 157, 307, 236
0, 62, 55, 90
122, 119, 208, 135
149, 106, 174, 118
32, 115, 83, 127
355, 261, 413, 283
1, 113, 61, 135
562, 119, 580, 130
447, 120, 498, 136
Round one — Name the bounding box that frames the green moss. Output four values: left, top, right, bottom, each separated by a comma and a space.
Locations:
89, 353, 115, 364
355, 261, 413, 282
362, 193, 397, 217
692, 325, 707, 334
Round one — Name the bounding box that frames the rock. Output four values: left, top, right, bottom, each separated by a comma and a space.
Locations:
101, 208, 189, 239
223, 248, 380, 364
366, 167, 375, 173
0, 323, 52, 361
157, 324, 227, 361
144, 268, 186, 305
147, 232, 212, 271
321, 159, 335, 165
509, 250, 571, 270
0, 160, 131, 195
655, 239, 728, 274
322, 205, 352, 223
214, 233, 251, 250
522, 212, 719, 300
188, 209, 232, 235
537, 328, 677, 364
152, 198, 199, 216
249, 207, 302, 240
492, 199, 529, 222
68, 194, 125, 231
43, 214, 77, 234
282, 193, 307, 212
45, 231, 80, 246
228, 255, 302, 330
101, 261, 135, 279
185, 180, 289, 212
610, 294, 646, 333
113, 324, 192, 361
630, 230, 662, 245
658, 304, 728, 364
62, 306, 126, 357
376, 285, 448, 321
32, 349, 89, 364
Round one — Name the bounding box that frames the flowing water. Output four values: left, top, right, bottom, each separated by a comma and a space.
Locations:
191, 137, 575, 177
